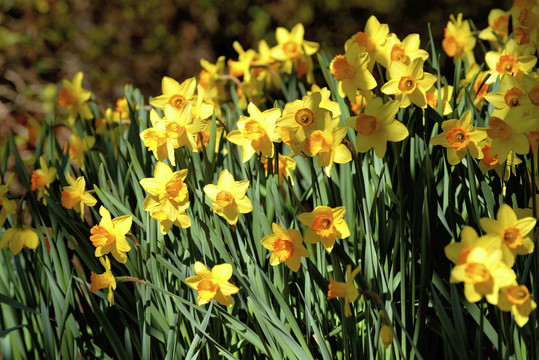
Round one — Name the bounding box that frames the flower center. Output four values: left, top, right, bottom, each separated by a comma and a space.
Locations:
312, 215, 335, 237
353, 32, 375, 52
473, 76, 489, 99
272, 238, 294, 262
398, 76, 416, 94
61, 189, 82, 209
166, 122, 186, 138
356, 114, 379, 136
283, 41, 300, 58
496, 54, 519, 76
487, 117, 512, 140
464, 263, 491, 284
90, 225, 116, 247
330, 55, 356, 81
31, 171, 48, 191
295, 108, 314, 126
306, 130, 332, 155
529, 85, 539, 106
426, 93, 438, 109
390, 44, 406, 62
502, 227, 523, 249
480, 145, 499, 167
165, 178, 185, 201
216, 191, 234, 207
492, 14, 509, 36
458, 248, 473, 265
504, 87, 522, 108
327, 279, 348, 299
168, 94, 188, 109
506, 285, 530, 305
199, 69, 210, 90
243, 119, 266, 141
58, 87, 78, 107
514, 27, 531, 45
442, 29, 460, 57
446, 127, 470, 151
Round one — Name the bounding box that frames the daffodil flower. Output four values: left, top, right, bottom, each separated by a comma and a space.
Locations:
327, 265, 361, 317
298, 206, 350, 252
0, 224, 39, 255
261, 223, 310, 272
61, 173, 97, 219
90, 256, 117, 306
90, 206, 132, 264
185, 261, 240, 306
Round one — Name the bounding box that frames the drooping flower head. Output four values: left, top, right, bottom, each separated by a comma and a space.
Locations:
203, 169, 253, 225
498, 283, 537, 327
0, 224, 39, 255
0, 173, 16, 228
90, 206, 132, 264
90, 256, 117, 306
31, 156, 57, 204
185, 261, 240, 306
327, 265, 361, 317
61, 173, 97, 219
298, 206, 350, 252
261, 223, 310, 272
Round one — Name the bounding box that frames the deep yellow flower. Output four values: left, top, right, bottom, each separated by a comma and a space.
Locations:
0, 173, 16, 228
485, 39, 537, 83
0, 224, 39, 255
477, 142, 521, 181
90, 256, 117, 306
430, 110, 486, 165
498, 283, 537, 327
90, 206, 132, 264
442, 14, 476, 62
484, 74, 529, 118
330, 42, 377, 102
327, 265, 361, 317
480, 204, 536, 266
425, 85, 454, 115
139, 162, 191, 234
57, 72, 93, 125
487, 107, 535, 162
31, 156, 57, 204
479, 9, 510, 49
199, 56, 226, 114
382, 33, 429, 67
344, 15, 390, 70
444, 226, 500, 271
61, 173, 97, 219
381, 58, 437, 108
203, 170, 253, 225
380, 324, 393, 348
345, 98, 409, 158
450, 246, 516, 304
150, 77, 196, 110
64, 133, 95, 171
185, 261, 240, 306
261, 223, 310, 272
298, 206, 350, 252
304, 121, 352, 178
227, 103, 281, 162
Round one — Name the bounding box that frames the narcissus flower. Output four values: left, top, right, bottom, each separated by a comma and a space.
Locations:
425, 85, 454, 115
484, 75, 528, 118
0, 174, 16, 228
480, 204, 536, 266
139, 162, 191, 234
64, 133, 95, 171
57, 72, 93, 124
150, 76, 196, 110
61, 173, 97, 219
305, 122, 352, 177
345, 98, 409, 158
429, 110, 486, 165
485, 39, 537, 83
444, 226, 500, 267
261, 223, 310, 272
449, 246, 516, 304
383, 33, 429, 67
330, 42, 377, 102
380, 311, 393, 349
0, 224, 39, 255
498, 283, 537, 327
203, 170, 253, 225
90, 256, 117, 306
344, 15, 390, 70
442, 13, 476, 62
298, 206, 350, 252
185, 261, 240, 306
90, 206, 132, 264
381, 58, 437, 108
327, 265, 361, 317
226, 103, 281, 162
31, 156, 57, 204
479, 9, 510, 48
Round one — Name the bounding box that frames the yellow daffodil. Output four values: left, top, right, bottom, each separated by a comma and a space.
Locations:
479, 9, 510, 49
305, 121, 352, 178
379, 311, 393, 348
263, 155, 296, 185
430, 110, 487, 165
327, 265, 361, 317
426, 85, 454, 115
61, 173, 97, 219
442, 13, 476, 62
345, 98, 409, 158
139, 162, 191, 234
0, 173, 16, 228
30, 156, 57, 204
450, 246, 516, 304
0, 224, 39, 255
140, 109, 175, 165
90, 206, 132, 264
487, 107, 536, 162
150, 76, 196, 110
227, 103, 281, 162
199, 56, 226, 114
382, 33, 429, 67
90, 256, 117, 306
498, 283, 537, 327
298, 206, 350, 252
330, 42, 377, 102
261, 223, 310, 272
277, 92, 334, 155
381, 58, 437, 108
185, 261, 240, 306
64, 132, 95, 171
480, 204, 536, 266
444, 226, 500, 267
307, 85, 341, 118
484, 75, 530, 118
485, 39, 537, 83
57, 72, 93, 125
344, 15, 390, 70
203, 169, 253, 225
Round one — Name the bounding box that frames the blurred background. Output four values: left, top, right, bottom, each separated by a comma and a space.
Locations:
1, 0, 510, 124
